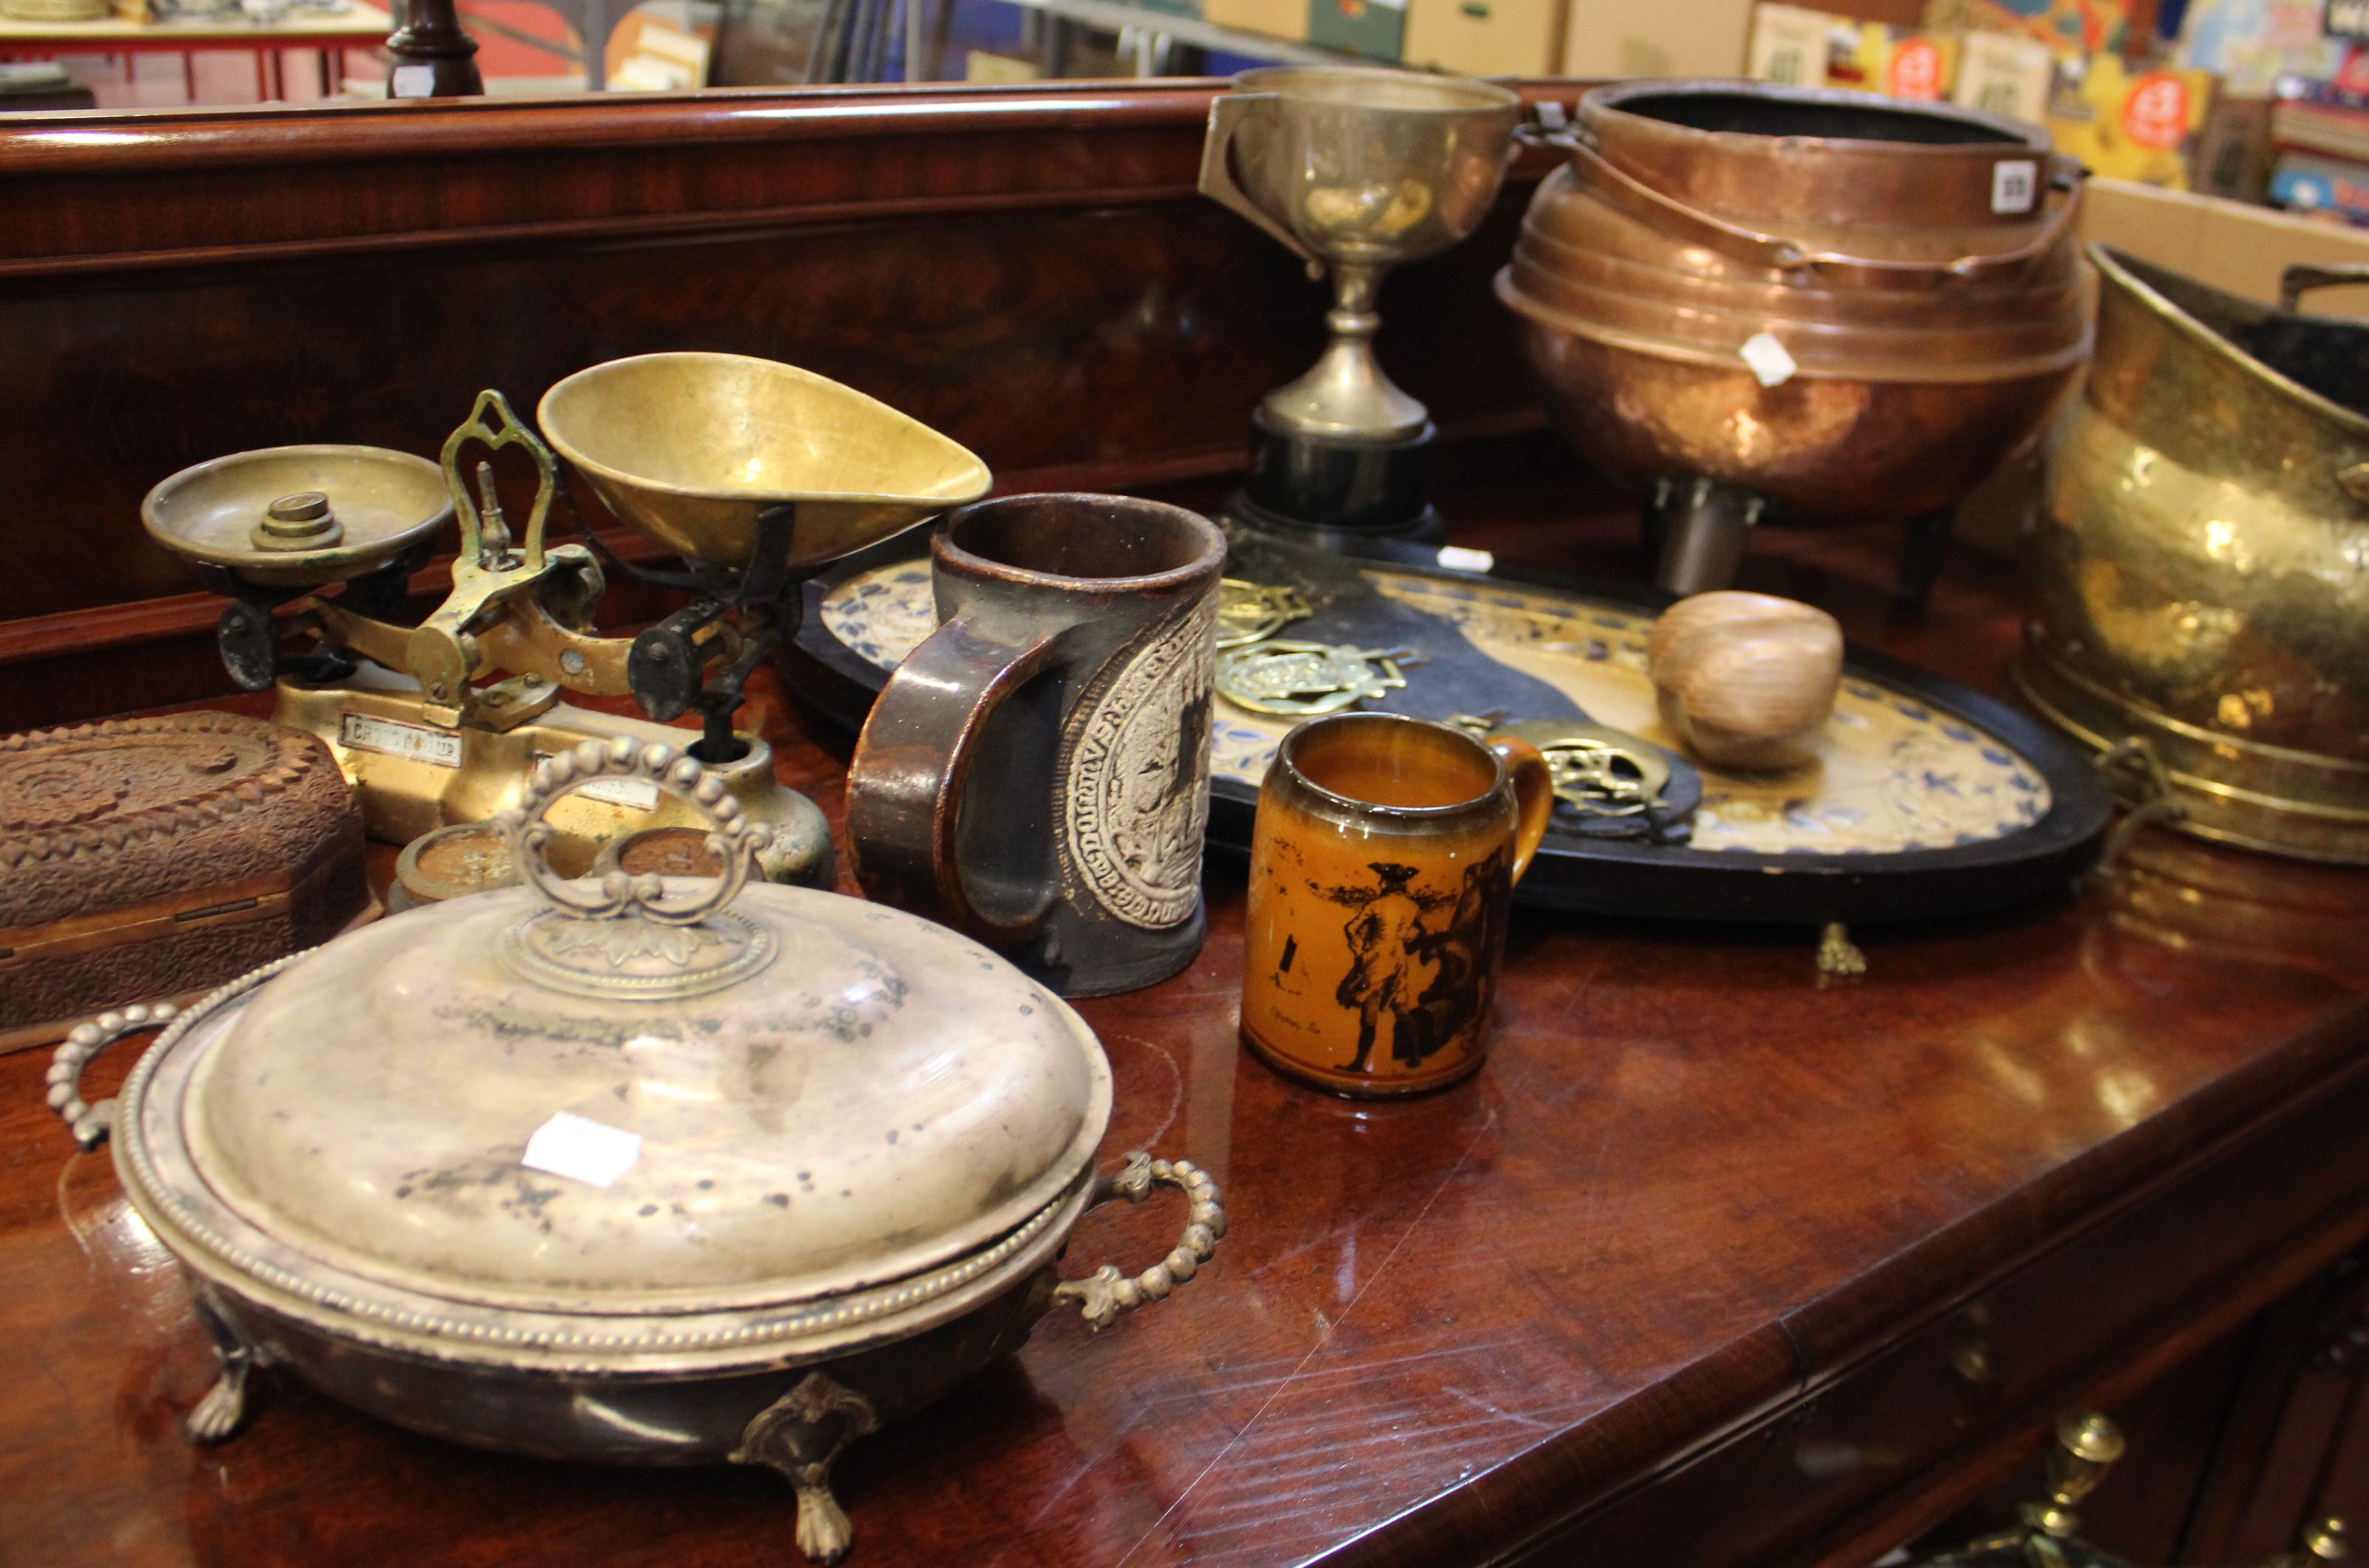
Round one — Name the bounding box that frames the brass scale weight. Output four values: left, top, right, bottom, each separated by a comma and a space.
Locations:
145, 353, 990, 880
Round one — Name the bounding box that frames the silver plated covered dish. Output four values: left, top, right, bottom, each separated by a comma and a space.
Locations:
47, 736, 1224, 1564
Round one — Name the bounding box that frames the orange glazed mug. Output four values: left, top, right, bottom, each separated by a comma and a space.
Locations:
1241, 713, 1554, 1097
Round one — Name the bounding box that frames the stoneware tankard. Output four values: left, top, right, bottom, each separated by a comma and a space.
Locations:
1241, 712, 1554, 1096
847, 494, 1227, 997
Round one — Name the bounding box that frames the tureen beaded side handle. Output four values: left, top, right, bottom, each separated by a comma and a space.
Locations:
47, 1001, 179, 1151
1055, 1152, 1228, 1330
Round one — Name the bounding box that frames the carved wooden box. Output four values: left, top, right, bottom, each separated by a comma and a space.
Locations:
0, 714, 368, 1049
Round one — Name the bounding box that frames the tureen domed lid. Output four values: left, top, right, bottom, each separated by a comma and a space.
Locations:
176, 739, 1111, 1314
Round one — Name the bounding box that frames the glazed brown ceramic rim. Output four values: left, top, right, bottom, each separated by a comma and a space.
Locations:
1277, 711, 1508, 821
1240, 1024, 1490, 1099
933, 493, 1224, 594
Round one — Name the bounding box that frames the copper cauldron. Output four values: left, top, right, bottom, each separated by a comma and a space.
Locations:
2013, 249, 2369, 863
1499, 81, 2091, 594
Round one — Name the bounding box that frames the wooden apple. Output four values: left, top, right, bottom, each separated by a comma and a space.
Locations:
1647, 591, 1844, 771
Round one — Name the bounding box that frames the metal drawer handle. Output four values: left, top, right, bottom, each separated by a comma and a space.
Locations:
1904, 1411, 2346, 1567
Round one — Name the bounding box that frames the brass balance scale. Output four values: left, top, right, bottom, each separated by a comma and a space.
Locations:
142, 352, 990, 882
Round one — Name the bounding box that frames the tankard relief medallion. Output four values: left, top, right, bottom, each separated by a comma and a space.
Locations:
1060, 593, 1219, 930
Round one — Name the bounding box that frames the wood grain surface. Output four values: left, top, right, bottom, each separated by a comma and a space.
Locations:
2, 486, 2365, 1568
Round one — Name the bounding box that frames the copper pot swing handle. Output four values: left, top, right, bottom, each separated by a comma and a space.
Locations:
48, 1002, 179, 1152
1053, 1152, 1227, 1330
1566, 139, 2081, 290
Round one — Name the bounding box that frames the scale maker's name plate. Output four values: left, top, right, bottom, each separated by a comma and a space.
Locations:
530, 750, 661, 812
339, 712, 463, 768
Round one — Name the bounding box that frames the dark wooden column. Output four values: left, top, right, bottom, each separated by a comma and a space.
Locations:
383, 0, 484, 97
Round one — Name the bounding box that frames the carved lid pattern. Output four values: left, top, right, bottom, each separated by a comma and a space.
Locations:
0, 713, 323, 871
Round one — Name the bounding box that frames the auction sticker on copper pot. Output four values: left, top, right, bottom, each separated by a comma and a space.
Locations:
522, 1111, 643, 1188
1991, 159, 2038, 213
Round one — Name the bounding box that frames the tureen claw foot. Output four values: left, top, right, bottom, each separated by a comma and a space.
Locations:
1054, 1154, 1227, 1331
186, 1293, 269, 1444
730, 1372, 880, 1565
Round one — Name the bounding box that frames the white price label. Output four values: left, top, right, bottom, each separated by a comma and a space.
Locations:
340, 712, 463, 767
1991, 159, 2038, 214
1739, 331, 1800, 389
521, 1111, 643, 1189
530, 752, 660, 812
1435, 545, 1495, 574
390, 64, 437, 98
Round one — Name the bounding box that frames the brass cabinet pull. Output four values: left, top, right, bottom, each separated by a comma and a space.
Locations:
1903, 1411, 2345, 1568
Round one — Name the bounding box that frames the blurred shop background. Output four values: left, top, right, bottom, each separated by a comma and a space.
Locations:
7, 0, 2365, 234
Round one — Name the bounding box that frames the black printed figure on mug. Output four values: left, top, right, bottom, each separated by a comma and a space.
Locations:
1241, 714, 1551, 1097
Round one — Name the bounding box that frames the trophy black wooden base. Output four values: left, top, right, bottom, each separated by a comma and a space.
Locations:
1229, 410, 1443, 547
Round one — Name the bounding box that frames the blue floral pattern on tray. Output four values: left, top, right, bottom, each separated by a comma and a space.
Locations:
820, 564, 2052, 856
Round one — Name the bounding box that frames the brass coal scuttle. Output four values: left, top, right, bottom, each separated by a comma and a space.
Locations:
46, 737, 1224, 1564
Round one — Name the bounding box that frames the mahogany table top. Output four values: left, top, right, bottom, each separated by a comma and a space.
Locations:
3, 491, 2365, 1568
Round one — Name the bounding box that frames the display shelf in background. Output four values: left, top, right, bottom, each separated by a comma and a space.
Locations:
999, 0, 1348, 69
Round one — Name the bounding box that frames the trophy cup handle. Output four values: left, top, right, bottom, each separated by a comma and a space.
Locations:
1199, 94, 1323, 279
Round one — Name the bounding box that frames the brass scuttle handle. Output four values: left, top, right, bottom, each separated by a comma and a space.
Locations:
2279, 263, 2369, 314
1903, 1409, 2345, 1568
1053, 1152, 1227, 1330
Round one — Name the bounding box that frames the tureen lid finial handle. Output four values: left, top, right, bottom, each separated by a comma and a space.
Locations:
495, 736, 768, 928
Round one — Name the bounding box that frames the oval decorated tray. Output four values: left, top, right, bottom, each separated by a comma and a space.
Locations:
787, 537, 2110, 927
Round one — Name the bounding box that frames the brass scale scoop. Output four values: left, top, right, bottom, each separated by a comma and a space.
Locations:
143, 353, 990, 880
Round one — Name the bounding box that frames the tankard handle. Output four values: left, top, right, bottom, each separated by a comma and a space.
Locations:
2280, 263, 2369, 314
1053, 1152, 1227, 1330
1481, 736, 1555, 884
845, 618, 1061, 945
1199, 93, 1324, 278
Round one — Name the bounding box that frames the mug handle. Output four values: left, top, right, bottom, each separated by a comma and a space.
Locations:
1483, 736, 1555, 884
846, 618, 1061, 944
1198, 94, 1324, 279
